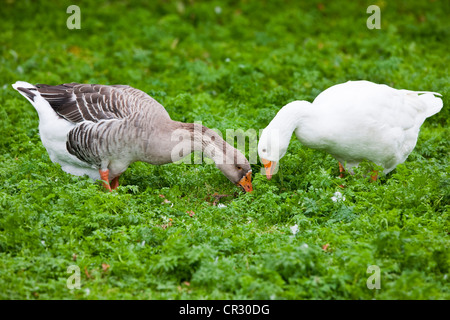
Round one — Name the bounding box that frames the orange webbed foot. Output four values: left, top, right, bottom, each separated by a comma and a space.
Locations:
99, 169, 112, 192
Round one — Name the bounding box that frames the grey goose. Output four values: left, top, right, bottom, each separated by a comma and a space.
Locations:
12, 81, 253, 192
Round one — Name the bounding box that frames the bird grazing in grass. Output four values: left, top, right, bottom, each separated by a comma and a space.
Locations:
12, 81, 253, 192
258, 80, 443, 180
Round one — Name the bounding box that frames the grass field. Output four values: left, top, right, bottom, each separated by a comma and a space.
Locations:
0, 0, 448, 300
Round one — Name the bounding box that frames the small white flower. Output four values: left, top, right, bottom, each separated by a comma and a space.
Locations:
40, 240, 45, 246
217, 203, 227, 208
84, 288, 90, 295
214, 6, 222, 14
301, 243, 309, 248
331, 191, 346, 202
290, 224, 299, 235
141, 240, 145, 246
225, 58, 230, 63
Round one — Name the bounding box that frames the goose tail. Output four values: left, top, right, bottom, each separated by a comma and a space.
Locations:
12, 81, 38, 101
12, 81, 56, 118
417, 92, 443, 118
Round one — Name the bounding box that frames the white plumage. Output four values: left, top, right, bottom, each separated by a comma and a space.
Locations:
12, 81, 99, 179
258, 80, 443, 178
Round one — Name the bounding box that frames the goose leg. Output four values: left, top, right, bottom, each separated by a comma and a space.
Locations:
99, 169, 112, 192
370, 170, 378, 182
339, 162, 345, 178
110, 176, 120, 190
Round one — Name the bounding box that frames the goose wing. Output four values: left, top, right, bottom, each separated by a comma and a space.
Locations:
35, 83, 169, 123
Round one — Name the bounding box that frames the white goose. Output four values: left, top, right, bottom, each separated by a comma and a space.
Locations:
12, 81, 253, 192
258, 80, 443, 180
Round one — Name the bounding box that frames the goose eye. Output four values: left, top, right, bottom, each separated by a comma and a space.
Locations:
262, 148, 267, 152
236, 166, 242, 170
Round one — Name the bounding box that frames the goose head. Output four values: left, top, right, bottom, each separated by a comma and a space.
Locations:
217, 162, 252, 192
257, 128, 287, 180
258, 101, 310, 179
215, 144, 253, 192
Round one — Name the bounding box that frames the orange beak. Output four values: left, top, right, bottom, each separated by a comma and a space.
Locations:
237, 171, 253, 192
261, 158, 276, 180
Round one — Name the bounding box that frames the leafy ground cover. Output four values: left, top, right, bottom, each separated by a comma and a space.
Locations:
0, 0, 448, 299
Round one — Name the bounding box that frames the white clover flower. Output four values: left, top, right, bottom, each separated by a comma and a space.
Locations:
217, 203, 227, 208
331, 191, 346, 202
290, 224, 299, 235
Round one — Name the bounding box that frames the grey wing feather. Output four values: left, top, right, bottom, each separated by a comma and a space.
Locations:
35, 83, 155, 123
66, 118, 129, 168
66, 121, 105, 167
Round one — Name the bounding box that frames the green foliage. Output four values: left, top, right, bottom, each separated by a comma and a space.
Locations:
0, 0, 448, 299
